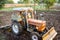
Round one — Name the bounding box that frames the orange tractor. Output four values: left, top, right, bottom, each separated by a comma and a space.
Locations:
11, 7, 57, 40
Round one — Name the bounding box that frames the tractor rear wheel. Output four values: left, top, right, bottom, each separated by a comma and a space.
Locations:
11, 21, 23, 35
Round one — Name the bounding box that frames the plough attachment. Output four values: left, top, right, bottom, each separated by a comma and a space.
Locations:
42, 27, 57, 40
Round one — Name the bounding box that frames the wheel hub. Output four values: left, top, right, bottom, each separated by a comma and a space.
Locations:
32, 35, 38, 40
12, 24, 19, 34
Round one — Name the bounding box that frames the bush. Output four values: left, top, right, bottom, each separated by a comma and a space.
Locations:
43, 0, 56, 9
0, 0, 6, 9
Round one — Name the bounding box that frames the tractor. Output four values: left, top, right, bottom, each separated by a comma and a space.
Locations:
11, 7, 57, 40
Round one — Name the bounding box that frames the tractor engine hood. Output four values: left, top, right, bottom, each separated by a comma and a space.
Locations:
27, 19, 46, 32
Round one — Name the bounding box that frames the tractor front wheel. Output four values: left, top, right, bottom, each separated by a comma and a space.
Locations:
30, 33, 39, 40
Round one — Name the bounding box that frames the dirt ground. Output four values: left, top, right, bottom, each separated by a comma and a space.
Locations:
0, 11, 60, 40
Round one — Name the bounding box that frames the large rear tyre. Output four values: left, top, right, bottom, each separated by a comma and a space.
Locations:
11, 21, 23, 35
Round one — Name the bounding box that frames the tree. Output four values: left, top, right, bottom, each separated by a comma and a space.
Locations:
18, 0, 29, 4
34, 0, 40, 4
43, 0, 56, 9
18, 0, 23, 4
58, 0, 60, 3
23, 0, 29, 4
0, 0, 6, 9
6, 0, 14, 4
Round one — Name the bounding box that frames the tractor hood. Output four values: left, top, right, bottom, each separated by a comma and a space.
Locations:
28, 19, 46, 32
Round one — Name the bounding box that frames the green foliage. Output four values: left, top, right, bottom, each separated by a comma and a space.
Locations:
6, 0, 14, 4
0, 0, 14, 9
43, 0, 56, 9
18, 1, 23, 4
23, 0, 29, 3
0, 0, 6, 9
18, 0, 26, 4
58, 0, 60, 3
18, 0, 29, 4
34, 0, 40, 3
18, 0, 41, 4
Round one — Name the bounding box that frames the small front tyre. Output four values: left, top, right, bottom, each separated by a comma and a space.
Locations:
30, 33, 39, 40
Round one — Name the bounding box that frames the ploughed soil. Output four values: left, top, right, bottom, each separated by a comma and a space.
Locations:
0, 11, 60, 40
